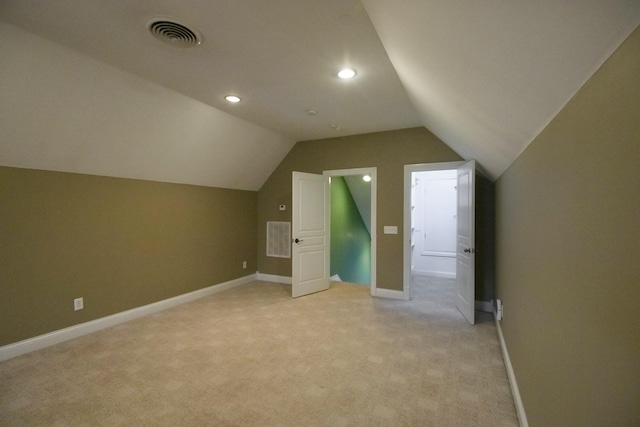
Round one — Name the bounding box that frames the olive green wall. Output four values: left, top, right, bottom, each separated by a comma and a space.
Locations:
0, 167, 257, 346
495, 26, 640, 426
330, 176, 371, 285
257, 127, 462, 290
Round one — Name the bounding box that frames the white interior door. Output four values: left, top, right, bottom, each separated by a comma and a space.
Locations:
455, 160, 476, 324
292, 171, 330, 298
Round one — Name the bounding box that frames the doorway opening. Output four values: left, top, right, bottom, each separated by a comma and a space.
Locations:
411, 169, 458, 279
403, 161, 465, 300
324, 168, 377, 296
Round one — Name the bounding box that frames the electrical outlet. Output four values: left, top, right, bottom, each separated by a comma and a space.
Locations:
242, 261, 247, 269
74, 297, 84, 311
495, 299, 503, 321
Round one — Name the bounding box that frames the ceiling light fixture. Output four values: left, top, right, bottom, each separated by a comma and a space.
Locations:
363, 175, 372, 182
337, 68, 357, 79
225, 95, 241, 103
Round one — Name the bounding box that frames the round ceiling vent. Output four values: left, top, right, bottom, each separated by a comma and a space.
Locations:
148, 19, 201, 48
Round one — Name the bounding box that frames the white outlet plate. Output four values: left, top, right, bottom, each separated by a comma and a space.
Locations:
242, 261, 247, 269
74, 297, 84, 311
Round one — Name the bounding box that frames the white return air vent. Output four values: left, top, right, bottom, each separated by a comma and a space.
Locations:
267, 221, 291, 258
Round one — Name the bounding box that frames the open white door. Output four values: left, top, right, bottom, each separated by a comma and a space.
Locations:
292, 172, 330, 298
456, 160, 476, 324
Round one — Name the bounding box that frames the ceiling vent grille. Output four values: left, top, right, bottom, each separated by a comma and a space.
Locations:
148, 20, 201, 48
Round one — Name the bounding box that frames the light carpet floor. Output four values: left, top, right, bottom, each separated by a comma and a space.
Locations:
0, 277, 518, 426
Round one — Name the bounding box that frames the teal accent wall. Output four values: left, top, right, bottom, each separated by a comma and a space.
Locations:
330, 177, 371, 285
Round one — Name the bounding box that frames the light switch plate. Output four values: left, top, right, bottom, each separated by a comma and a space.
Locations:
383, 226, 398, 234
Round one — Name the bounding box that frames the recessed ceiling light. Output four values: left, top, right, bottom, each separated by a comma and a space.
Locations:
337, 68, 357, 79
225, 95, 241, 103
363, 175, 372, 182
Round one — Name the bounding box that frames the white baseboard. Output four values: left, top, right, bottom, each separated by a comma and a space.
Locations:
256, 273, 292, 284
495, 313, 529, 427
375, 288, 408, 300
0, 274, 257, 362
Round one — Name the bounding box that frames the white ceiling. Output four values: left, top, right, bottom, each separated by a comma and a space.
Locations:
1, 0, 639, 187
362, 0, 640, 178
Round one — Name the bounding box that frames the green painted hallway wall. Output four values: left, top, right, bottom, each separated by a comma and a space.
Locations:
330, 177, 371, 285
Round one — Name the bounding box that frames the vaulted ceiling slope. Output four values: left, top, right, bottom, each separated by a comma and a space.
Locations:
0, 22, 294, 191
362, 0, 640, 178
1, 1, 639, 189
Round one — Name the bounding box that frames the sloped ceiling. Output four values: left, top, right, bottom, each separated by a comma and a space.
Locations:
362, 0, 640, 178
1, 1, 639, 189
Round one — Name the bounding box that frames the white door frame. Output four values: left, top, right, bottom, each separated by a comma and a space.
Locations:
403, 161, 464, 299
324, 167, 377, 296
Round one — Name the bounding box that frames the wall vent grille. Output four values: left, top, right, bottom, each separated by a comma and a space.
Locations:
267, 221, 291, 258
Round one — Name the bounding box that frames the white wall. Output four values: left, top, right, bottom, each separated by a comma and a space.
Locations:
411, 170, 457, 278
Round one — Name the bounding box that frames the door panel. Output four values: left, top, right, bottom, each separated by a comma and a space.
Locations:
456, 160, 475, 324
300, 250, 326, 282
292, 172, 330, 298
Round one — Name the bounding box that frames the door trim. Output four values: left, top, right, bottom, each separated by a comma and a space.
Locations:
324, 167, 377, 296
403, 161, 464, 300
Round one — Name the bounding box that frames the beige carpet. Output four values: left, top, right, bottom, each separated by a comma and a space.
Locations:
0, 277, 518, 426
